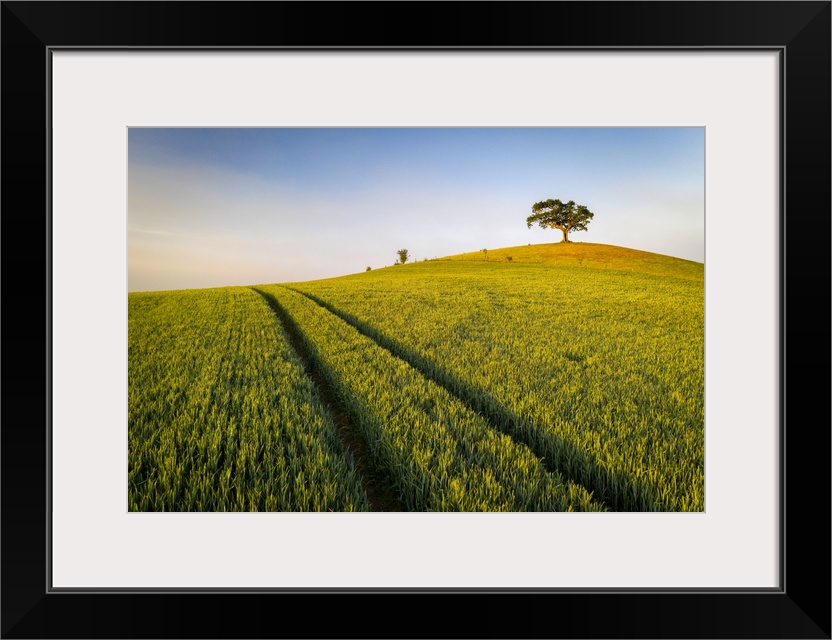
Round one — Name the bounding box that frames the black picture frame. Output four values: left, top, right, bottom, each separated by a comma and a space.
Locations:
2, 2, 829, 638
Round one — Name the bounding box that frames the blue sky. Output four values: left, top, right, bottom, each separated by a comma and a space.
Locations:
128, 128, 704, 292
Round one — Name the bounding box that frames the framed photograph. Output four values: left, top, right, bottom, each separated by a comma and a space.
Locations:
3, 2, 829, 638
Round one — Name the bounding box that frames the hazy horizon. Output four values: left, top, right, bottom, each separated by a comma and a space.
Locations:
128, 127, 704, 292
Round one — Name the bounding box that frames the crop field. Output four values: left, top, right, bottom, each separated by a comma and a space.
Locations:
129, 243, 704, 512
128, 286, 370, 511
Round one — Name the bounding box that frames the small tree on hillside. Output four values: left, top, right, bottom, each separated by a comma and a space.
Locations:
397, 249, 409, 264
526, 198, 594, 243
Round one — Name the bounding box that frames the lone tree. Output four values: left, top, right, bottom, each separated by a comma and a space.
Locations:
397, 248, 409, 264
526, 199, 594, 243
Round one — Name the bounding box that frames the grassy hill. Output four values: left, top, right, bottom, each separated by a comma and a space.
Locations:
432, 242, 703, 281
129, 243, 704, 512
281, 242, 704, 511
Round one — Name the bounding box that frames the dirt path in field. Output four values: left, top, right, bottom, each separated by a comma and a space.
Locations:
251, 287, 400, 512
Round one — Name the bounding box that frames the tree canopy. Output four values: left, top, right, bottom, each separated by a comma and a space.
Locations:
526, 199, 594, 243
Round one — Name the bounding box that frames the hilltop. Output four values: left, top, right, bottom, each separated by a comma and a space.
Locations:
431, 242, 703, 281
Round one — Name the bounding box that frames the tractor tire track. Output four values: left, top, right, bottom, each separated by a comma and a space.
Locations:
251, 287, 400, 512
288, 288, 659, 512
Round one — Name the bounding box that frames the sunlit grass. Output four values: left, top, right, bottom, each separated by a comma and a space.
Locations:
258, 285, 603, 512
288, 244, 704, 511
129, 243, 703, 512
128, 286, 370, 511
435, 241, 704, 281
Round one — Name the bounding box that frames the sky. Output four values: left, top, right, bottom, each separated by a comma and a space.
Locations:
128, 128, 704, 292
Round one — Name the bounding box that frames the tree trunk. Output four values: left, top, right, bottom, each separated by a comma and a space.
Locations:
560, 227, 570, 243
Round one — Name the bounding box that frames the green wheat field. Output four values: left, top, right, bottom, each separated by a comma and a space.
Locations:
128, 242, 704, 512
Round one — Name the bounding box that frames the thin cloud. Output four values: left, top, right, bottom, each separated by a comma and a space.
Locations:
128, 228, 185, 237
